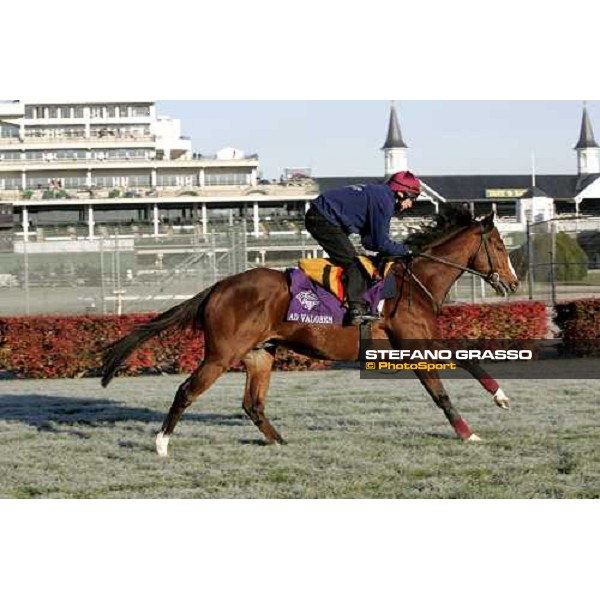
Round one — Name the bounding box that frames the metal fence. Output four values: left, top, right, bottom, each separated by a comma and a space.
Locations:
2, 216, 600, 316
0, 224, 254, 316
423, 217, 600, 306
511, 218, 600, 305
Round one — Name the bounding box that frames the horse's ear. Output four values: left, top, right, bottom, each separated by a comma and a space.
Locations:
481, 212, 495, 233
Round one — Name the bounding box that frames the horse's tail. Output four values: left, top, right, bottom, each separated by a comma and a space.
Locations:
100, 284, 215, 388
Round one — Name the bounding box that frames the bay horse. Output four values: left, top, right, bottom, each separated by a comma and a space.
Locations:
101, 206, 519, 456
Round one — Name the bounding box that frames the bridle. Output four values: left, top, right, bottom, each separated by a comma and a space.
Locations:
390, 223, 502, 316
417, 223, 501, 286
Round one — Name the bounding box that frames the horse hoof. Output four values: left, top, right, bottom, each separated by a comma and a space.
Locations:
466, 433, 482, 442
156, 432, 170, 457
493, 388, 511, 410
266, 437, 287, 445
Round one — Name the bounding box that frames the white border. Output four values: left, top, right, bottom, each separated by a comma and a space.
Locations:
6, 2, 598, 596
2, 501, 597, 599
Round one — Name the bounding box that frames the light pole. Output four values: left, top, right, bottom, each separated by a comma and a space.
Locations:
526, 218, 534, 301
549, 221, 558, 307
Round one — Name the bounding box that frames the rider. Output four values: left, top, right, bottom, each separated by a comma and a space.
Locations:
305, 170, 422, 325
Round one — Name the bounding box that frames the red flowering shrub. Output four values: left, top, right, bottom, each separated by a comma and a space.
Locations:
554, 299, 600, 357
0, 313, 329, 379
0, 301, 548, 379
438, 301, 548, 339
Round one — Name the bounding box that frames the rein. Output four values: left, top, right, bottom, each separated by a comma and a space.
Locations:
418, 229, 500, 283
417, 226, 499, 285
390, 225, 500, 316
389, 260, 441, 316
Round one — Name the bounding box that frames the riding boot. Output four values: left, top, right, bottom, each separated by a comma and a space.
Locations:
344, 262, 372, 325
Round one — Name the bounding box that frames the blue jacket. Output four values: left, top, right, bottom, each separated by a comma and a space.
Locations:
312, 183, 410, 256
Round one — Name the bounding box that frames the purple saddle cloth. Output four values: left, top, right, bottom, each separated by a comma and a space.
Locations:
286, 268, 387, 325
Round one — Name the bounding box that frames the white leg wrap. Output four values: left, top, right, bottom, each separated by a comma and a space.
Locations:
156, 432, 170, 457
493, 388, 510, 409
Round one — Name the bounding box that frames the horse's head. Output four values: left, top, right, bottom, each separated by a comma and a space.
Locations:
469, 212, 519, 296
402, 205, 519, 298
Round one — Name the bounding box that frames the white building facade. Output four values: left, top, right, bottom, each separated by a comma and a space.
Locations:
0, 100, 259, 193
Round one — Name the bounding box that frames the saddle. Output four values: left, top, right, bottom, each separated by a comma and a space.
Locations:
298, 256, 383, 302
287, 257, 397, 326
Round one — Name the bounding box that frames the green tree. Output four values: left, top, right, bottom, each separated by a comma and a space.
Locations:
510, 232, 588, 282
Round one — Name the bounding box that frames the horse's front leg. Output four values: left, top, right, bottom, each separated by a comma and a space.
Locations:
414, 370, 482, 442
455, 359, 511, 409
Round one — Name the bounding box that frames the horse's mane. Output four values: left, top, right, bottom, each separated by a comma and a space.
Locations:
405, 204, 476, 251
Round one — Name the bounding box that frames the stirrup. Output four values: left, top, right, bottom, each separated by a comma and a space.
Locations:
345, 305, 376, 326
347, 314, 378, 326
355, 313, 378, 323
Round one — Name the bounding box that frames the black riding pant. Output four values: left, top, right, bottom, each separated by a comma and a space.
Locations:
305, 206, 368, 306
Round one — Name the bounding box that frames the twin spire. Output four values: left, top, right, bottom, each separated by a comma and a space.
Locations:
381, 101, 407, 149
575, 101, 599, 149
381, 101, 599, 176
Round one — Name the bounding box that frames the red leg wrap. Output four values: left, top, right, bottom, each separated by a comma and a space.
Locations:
452, 417, 472, 440
480, 377, 499, 394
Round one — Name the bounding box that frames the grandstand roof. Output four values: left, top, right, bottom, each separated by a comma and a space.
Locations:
314, 173, 600, 201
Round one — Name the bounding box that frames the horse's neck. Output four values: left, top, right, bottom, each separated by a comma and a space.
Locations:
414, 231, 478, 304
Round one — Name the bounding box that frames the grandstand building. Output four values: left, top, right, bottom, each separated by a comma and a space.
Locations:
0, 100, 259, 190
0, 99, 315, 242
1, 99, 600, 254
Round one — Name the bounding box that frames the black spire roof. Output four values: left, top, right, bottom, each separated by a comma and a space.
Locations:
574, 104, 599, 149
381, 102, 407, 149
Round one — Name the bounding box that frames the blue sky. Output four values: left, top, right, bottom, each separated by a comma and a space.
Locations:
157, 100, 600, 180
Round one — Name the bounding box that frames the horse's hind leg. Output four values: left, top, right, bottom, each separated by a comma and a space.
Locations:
415, 371, 481, 442
241, 348, 285, 444
156, 361, 227, 457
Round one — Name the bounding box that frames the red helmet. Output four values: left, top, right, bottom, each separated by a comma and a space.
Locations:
387, 171, 421, 197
